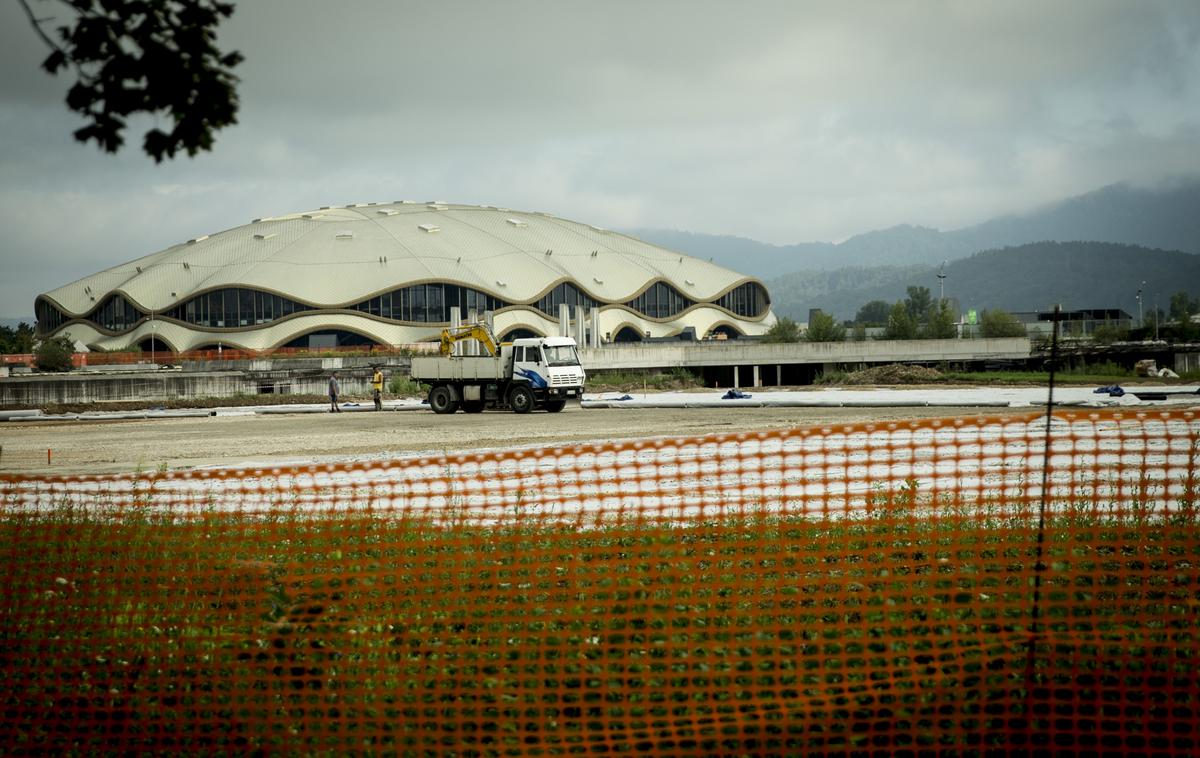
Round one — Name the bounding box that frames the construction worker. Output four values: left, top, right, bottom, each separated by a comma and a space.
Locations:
328, 372, 341, 413
371, 366, 384, 411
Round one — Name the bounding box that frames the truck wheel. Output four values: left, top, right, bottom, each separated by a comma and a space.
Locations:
429, 385, 459, 414
544, 399, 567, 413
508, 385, 534, 414
462, 400, 485, 413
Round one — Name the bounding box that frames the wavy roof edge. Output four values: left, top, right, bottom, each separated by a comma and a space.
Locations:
49, 307, 774, 353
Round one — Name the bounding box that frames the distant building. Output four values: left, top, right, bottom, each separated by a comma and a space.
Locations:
35, 202, 776, 352
1011, 308, 1133, 338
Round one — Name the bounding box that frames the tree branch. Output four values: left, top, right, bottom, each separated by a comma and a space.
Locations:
17, 0, 65, 55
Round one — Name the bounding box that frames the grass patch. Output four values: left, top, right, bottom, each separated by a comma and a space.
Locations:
587, 367, 703, 392
387, 374, 424, 397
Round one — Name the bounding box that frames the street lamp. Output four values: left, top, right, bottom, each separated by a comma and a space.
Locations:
1137, 281, 1145, 330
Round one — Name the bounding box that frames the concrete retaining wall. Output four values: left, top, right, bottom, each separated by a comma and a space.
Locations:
579, 337, 1033, 371
0, 358, 412, 406
2, 341, 1036, 405
1, 372, 250, 405
180, 355, 413, 373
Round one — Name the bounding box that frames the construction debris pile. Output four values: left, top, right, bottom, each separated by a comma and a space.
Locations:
840, 364, 945, 385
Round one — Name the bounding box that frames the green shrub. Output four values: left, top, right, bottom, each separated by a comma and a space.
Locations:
762, 317, 802, 343
980, 309, 1026, 338
34, 335, 75, 372
805, 311, 846, 342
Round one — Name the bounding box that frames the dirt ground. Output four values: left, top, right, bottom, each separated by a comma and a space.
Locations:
0, 403, 1038, 476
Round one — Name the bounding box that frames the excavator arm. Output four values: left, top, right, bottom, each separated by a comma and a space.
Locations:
439, 323, 499, 356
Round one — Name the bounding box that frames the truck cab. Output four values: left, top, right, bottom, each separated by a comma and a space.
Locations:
505, 336, 586, 413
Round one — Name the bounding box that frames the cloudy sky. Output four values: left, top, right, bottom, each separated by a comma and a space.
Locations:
2, 0, 1199, 317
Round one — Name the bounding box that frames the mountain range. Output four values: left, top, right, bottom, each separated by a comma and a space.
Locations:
627, 179, 1200, 321
770, 242, 1200, 321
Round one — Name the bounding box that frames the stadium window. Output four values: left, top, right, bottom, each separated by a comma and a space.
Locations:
427, 284, 445, 322
239, 289, 253, 326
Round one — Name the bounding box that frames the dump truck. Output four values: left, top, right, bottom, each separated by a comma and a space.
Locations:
409, 324, 586, 414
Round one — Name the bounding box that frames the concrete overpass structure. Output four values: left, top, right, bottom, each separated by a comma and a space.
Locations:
2, 338, 1035, 405
580, 337, 1034, 387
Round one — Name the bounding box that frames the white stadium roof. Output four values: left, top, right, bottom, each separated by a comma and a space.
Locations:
36, 202, 775, 351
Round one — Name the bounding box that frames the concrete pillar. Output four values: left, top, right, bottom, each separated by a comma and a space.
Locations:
753, 365, 760, 388
559, 304, 570, 337
450, 306, 461, 356
484, 311, 494, 355
590, 307, 601, 347
776, 364, 782, 386
733, 365, 740, 389
574, 305, 586, 345
467, 309, 478, 355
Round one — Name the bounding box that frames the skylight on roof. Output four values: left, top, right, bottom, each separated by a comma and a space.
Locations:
187, 235, 209, 244
302, 213, 323, 220
335, 231, 354, 240
254, 233, 277, 241
427, 204, 448, 211
506, 218, 527, 227
377, 209, 399, 216
418, 224, 440, 233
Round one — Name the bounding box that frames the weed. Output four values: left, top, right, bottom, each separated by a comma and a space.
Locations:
388, 374, 424, 397
587, 368, 702, 392
3, 449, 1198, 752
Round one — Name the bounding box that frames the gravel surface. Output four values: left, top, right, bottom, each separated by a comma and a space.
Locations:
0, 402, 1038, 476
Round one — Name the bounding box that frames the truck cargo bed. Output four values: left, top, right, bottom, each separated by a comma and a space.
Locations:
410, 355, 508, 382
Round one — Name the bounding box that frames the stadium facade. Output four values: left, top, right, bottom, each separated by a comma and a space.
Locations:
34, 202, 776, 353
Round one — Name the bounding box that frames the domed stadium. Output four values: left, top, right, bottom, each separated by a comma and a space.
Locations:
34, 202, 776, 353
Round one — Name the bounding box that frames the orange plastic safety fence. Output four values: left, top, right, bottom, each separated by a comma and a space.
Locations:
2, 409, 1198, 755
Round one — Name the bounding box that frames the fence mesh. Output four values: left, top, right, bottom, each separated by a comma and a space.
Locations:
2, 408, 1198, 755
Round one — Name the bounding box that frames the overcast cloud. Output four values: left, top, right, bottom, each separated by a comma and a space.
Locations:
2, 0, 1199, 316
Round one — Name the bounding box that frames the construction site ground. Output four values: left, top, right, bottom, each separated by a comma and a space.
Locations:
0, 401, 1039, 477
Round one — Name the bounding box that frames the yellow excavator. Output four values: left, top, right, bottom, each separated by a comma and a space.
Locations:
438, 322, 499, 356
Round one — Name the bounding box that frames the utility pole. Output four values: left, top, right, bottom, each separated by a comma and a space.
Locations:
1137, 281, 1144, 330
937, 261, 947, 303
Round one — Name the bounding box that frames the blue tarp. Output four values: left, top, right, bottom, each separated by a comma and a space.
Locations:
1094, 385, 1125, 397
722, 389, 752, 400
